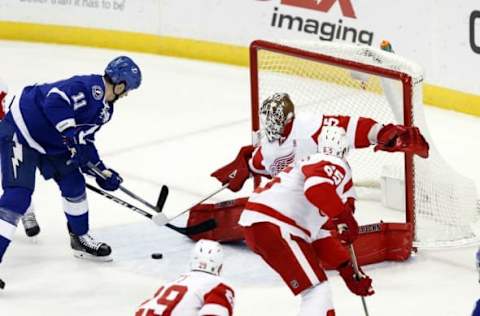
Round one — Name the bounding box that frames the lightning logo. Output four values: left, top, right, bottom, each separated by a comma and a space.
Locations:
11, 133, 23, 179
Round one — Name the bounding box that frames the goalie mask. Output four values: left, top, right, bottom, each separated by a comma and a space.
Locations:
260, 93, 295, 142
318, 126, 349, 159
190, 239, 224, 276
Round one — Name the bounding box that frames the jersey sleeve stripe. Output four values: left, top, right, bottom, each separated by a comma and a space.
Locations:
55, 118, 76, 133
10, 96, 47, 154
354, 117, 378, 148
304, 176, 334, 191
199, 303, 230, 316
249, 147, 270, 176
345, 115, 358, 148
47, 88, 71, 105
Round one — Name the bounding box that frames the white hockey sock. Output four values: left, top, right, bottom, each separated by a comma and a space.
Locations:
298, 281, 335, 316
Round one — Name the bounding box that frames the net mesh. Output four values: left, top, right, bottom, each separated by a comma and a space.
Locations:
252, 40, 480, 248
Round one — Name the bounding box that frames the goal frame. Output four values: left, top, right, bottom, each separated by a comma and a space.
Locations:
249, 39, 416, 229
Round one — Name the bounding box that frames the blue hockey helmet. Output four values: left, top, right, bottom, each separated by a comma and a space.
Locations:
105, 56, 142, 91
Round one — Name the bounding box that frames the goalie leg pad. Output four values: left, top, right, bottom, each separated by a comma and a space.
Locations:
349, 222, 413, 266
243, 222, 327, 295
186, 198, 248, 242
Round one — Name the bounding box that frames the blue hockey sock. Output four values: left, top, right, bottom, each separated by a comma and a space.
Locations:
63, 195, 89, 236
0, 235, 11, 263
0, 207, 21, 263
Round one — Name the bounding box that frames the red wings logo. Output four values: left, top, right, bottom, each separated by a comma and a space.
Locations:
280, 0, 357, 18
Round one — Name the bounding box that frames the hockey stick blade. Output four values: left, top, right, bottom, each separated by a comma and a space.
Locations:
166, 219, 217, 236
151, 211, 217, 235
156, 185, 169, 212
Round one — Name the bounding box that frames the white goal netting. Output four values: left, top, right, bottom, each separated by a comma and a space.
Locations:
251, 40, 480, 248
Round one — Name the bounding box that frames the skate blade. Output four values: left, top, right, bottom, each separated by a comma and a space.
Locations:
73, 250, 113, 262
27, 236, 39, 244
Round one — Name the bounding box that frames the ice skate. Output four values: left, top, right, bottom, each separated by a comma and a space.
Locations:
70, 232, 112, 262
21, 211, 40, 238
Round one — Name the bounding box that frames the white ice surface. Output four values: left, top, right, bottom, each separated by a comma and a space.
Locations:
0, 40, 479, 316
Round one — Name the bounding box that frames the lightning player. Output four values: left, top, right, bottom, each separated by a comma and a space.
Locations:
211, 92, 429, 192
240, 126, 373, 315
135, 239, 235, 316
0, 56, 142, 288
0, 79, 40, 238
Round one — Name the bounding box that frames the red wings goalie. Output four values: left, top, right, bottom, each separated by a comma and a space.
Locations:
187, 92, 429, 243
135, 239, 235, 316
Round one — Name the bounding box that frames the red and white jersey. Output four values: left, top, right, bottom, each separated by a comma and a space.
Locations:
135, 271, 235, 316
249, 113, 380, 177
240, 153, 355, 241
0, 78, 8, 119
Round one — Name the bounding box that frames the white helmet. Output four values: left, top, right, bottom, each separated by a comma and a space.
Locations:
260, 93, 294, 142
318, 126, 349, 158
190, 239, 224, 275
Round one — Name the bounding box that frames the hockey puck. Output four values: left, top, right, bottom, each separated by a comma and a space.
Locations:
0, 278, 5, 290
151, 253, 163, 260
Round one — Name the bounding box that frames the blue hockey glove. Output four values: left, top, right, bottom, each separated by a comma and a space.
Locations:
63, 131, 95, 168
95, 167, 123, 191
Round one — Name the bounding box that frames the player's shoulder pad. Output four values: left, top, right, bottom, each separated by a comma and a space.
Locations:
63, 75, 104, 102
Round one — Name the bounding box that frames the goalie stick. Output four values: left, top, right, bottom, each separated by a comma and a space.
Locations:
85, 183, 216, 236
349, 244, 371, 316
87, 163, 168, 213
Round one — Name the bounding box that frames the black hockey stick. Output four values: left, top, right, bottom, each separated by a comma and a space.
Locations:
85, 183, 216, 236
87, 163, 168, 213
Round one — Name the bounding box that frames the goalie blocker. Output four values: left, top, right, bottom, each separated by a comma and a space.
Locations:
186, 198, 413, 267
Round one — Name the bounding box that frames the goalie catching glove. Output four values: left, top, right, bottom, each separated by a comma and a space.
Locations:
211, 145, 254, 192
337, 260, 375, 297
375, 123, 429, 158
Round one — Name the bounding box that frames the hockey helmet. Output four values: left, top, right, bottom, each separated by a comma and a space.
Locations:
318, 126, 349, 158
260, 93, 294, 142
105, 56, 142, 91
190, 239, 224, 276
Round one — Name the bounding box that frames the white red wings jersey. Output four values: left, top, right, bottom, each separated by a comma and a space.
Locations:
0, 78, 8, 119
135, 271, 235, 316
239, 153, 355, 240
249, 113, 381, 177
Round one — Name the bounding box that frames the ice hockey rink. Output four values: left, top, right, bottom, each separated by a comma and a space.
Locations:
0, 39, 479, 315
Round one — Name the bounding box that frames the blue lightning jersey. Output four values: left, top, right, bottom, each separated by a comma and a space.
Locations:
6, 74, 113, 155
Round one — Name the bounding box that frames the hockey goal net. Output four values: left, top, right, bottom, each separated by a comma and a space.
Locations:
249, 40, 480, 248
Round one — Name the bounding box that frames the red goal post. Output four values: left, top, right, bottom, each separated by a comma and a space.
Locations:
249, 39, 480, 250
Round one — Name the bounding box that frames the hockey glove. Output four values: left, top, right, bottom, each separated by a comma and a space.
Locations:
374, 124, 429, 158
211, 145, 255, 192
338, 261, 374, 297
330, 201, 359, 244
63, 130, 97, 169
95, 167, 123, 191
